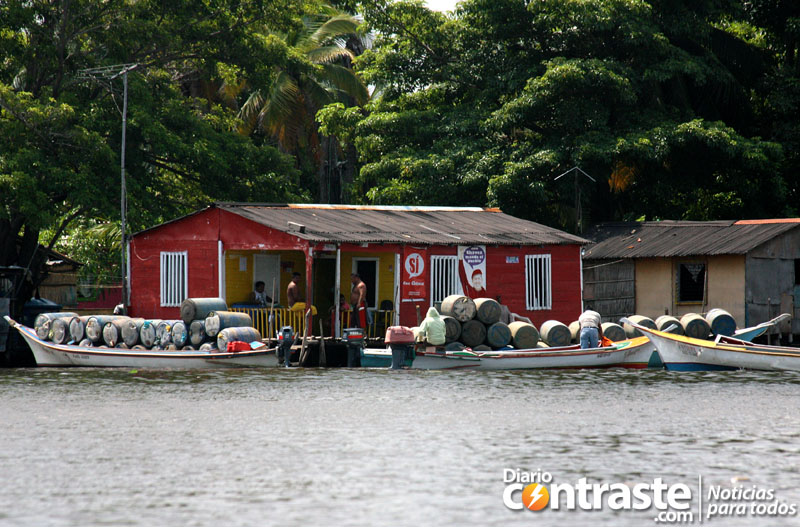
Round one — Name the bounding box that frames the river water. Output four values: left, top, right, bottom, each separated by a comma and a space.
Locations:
1, 367, 799, 527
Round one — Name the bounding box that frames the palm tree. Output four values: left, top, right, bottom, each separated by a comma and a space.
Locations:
237, 7, 369, 202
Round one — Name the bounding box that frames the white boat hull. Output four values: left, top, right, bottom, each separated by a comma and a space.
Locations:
624, 320, 800, 372
10, 319, 279, 368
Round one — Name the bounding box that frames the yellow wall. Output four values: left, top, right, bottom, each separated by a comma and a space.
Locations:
339, 251, 396, 307
224, 250, 305, 306
635, 258, 673, 318
224, 249, 397, 308
634, 255, 746, 323
706, 254, 745, 324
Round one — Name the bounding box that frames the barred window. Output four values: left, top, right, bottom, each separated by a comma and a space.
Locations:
525, 254, 552, 310
160, 251, 188, 307
430, 255, 462, 304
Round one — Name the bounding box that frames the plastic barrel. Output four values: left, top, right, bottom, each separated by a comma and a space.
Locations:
706, 308, 736, 336
69, 316, 92, 343
131, 345, 147, 351
681, 313, 711, 339
459, 319, 486, 348
199, 342, 218, 352
440, 315, 462, 343
473, 345, 492, 352
216, 327, 262, 351
50, 318, 71, 344
444, 342, 467, 352
189, 319, 208, 346
485, 321, 511, 348
508, 321, 540, 349
102, 319, 129, 347
85, 316, 127, 343
623, 315, 657, 338
156, 320, 178, 346
78, 339, 93, 347
121, 318, 145, 347
204, 311, 253, 337
540, 320, 570, 347
536, 341, 550, 348
655, 315, 684, 335
171, 321, 189, 348
34, 312, 78, 340
568, 321, 581, 343
474, 298, 502, 325
439, 295, 476, 322
601, 322, 626, 343
138, 320, 163, 348
180, 298, 228, 324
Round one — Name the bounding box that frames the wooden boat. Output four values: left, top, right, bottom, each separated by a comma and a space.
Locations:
621, 317, 800, 371
732, 313, 791, 342
6, 317, 279, 368
362, 336, 652, 370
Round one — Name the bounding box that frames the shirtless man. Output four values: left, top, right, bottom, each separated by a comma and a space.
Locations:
350, 273, 368, 328
287, 272, 301, 307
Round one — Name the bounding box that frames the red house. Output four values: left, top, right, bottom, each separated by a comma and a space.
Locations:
128, 203, 588, 336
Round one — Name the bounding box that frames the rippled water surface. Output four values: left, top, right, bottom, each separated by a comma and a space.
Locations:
1, 367, 799, 526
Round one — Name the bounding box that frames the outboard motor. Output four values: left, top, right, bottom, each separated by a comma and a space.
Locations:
343, 328, 365, 367
277, 325, 295, 367
385, 326, 415, 369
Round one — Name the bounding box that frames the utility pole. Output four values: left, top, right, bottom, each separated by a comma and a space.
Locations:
77, 64, 139, 313
554, 166, 596, 233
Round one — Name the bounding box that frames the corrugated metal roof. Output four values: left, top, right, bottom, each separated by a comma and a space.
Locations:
215, 202, 588, 246
583, 220, 800, 259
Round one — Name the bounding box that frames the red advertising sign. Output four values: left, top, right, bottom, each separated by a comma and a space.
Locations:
401, 247, 427, 303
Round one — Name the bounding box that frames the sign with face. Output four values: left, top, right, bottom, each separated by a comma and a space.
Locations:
458, 245, 487, 298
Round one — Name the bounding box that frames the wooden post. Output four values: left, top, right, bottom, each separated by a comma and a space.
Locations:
268, 277, 276, 347
299, 308, 312, 366
318, 319, 327, 367
416, 304, 422, 326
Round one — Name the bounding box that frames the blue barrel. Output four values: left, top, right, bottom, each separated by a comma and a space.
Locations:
706, 308, 736, 336
485, 321, 511, 348
216, 327, 262, 351
180, 298, 228, 324
204, 311, 253, 337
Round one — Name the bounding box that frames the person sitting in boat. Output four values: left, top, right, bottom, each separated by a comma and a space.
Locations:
249, 281, 273, 307
414, 307, 446, 346
578, 309, 604, 349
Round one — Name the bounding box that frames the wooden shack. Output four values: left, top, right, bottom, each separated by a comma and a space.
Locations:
582, 219, 800, 335
128, 203, 588, 337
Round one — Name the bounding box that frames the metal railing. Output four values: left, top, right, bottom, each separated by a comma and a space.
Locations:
230, 306, 396, 339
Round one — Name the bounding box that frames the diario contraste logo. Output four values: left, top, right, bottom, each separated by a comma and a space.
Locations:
502, 469, 798, 523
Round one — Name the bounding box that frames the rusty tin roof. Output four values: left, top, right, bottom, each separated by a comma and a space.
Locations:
215, 203, 588, 246
583, 219, 800, 259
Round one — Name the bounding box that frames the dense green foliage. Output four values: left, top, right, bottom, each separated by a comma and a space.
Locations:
321, 0, 800, 229
1, 0, 799, 306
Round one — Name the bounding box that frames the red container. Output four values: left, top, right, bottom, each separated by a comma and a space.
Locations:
385, 326, 414, 345
226, 341, 252, 352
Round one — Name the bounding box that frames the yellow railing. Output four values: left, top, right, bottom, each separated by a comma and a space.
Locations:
230, 306, 396, 339
231, 307, 313, 339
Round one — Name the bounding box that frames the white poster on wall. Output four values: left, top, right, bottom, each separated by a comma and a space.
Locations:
458, 245, 487, 298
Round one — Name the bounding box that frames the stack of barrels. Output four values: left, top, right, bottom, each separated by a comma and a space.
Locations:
31, 297, 263, 352
437, 295, 540, 351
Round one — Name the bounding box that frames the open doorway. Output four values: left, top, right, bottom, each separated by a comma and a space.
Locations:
254, 254, 280, 303
352, 258, 378, 308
